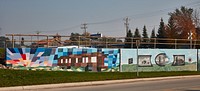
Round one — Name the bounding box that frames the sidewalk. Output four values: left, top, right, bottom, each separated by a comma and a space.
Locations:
1, 75, 200, 91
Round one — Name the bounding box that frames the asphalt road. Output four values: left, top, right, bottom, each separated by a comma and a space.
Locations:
25, 77, 200, 91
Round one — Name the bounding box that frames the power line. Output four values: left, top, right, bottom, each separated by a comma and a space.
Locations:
16, 0, 200, 36
41, 25, 81, 33
88, 18, 122, 25
81, 23, 87, 35
36, 1, 200, 35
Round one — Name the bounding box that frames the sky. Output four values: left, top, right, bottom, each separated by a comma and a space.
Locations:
0, 0, 200, 37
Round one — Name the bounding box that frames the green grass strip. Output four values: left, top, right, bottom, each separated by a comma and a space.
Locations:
0, 69, 200, 87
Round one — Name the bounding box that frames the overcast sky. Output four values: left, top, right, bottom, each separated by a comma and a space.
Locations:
0, 0, 200, 37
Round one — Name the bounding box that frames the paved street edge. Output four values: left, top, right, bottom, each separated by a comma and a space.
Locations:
1, 75, 200, 91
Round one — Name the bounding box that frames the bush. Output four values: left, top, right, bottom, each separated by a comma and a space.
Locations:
0, 48, 5, 65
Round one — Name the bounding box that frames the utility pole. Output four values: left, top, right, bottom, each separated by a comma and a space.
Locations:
35, 31, 41, 47
36, 31, 41, 42
124, 17, 130, 34
81, 23, 88, 47
81, 23, 87, 35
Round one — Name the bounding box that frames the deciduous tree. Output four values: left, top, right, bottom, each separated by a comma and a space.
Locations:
167, 6, 196, 39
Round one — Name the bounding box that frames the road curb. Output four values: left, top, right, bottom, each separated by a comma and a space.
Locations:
1, 75, 200, 91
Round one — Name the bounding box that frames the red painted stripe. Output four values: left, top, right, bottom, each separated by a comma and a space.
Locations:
21, 54, 26, 60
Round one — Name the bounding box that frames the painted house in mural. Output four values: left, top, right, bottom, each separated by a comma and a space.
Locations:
58, 52, 106, 71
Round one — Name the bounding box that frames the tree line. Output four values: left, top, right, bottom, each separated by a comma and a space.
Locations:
1, 6, 200, 49
125, 6, 200, 49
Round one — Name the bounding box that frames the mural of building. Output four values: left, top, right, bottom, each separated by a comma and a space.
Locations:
58, 52, 106, 72
6, 48, 120, 72
121, 49, 197, 72
56, 48, 119, 72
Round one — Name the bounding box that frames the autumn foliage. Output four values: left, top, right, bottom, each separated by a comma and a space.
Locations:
166, 6, 197, 39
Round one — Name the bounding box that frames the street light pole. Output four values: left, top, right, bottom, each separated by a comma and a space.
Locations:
136, 40, 140, 77
136, 44, 139, 76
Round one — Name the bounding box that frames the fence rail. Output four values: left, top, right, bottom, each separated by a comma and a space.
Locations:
4, 34, 200, 49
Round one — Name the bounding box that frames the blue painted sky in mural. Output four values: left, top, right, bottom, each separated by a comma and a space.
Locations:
121, 49, 197, 64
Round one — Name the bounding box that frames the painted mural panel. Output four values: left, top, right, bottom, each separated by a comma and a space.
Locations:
6, 48, 55, 68
6, 48, 120, 72
138, 55, 152, 67
121, 49, 197, 72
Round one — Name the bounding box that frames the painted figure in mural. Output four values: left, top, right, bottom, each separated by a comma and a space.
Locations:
155, 53, 169, 66
138, 55, 152, 67
172, 55, 185, 66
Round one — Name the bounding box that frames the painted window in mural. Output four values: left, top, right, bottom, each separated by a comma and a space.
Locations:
128, 58, 133, 64
138, 55, 152, 67
172, 55, 185, 66
57, 48, 120, 72
155, 53, 169, 66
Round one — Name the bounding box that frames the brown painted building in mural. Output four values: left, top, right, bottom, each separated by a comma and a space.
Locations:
57, 52, 107, 71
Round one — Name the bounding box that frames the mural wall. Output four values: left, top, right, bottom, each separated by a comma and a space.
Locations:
6, 48, 120, 72
121, 49, 197, 72
6, 48, 199, 72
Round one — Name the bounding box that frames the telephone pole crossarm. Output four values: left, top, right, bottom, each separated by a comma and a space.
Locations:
124, 17, 130, 34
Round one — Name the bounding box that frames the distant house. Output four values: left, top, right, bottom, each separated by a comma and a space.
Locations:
63, 40, 72, 46
35, 33, 62, 47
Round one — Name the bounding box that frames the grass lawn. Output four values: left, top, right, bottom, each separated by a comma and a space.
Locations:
0, 69, 200, 87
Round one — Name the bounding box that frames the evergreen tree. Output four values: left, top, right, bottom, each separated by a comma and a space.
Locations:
165, 17, 178, 48
166, 17, 177, 39
124, 30, 133, 48
133, 28, 141, 48
142, 25, 149, 48
150, 28, 156, 48
142, 25, 148, 39
133, 28, 141, 38
157, 18, 166, 38
150, 28, 156, 38
157, 18, 167, 48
